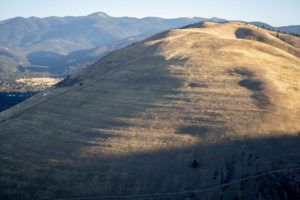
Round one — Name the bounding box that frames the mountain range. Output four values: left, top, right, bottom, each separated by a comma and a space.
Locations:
1, 12, 299, 80
1, 21, 299, 199
0, 12, 213, 78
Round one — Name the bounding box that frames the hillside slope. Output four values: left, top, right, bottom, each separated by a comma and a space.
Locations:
0, 22, 300, 200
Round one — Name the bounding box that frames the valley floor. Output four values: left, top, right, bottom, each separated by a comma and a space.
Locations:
0, 77, 61, 112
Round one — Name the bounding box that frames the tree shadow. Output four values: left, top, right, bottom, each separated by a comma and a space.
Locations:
1, 133, 299, 199
230, 67, 271, 109
235, 28, 265, 42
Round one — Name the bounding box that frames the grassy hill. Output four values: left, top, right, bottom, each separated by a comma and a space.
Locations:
0, 22, 300, 199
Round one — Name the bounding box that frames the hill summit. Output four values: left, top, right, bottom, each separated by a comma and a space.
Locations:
1, 22, 300, 199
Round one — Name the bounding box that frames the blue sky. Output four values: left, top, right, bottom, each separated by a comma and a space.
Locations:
1, 0, 299, 26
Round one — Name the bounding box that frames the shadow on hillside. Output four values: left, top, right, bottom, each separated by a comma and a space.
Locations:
1, 39, 186, 133
26, 51, 65, 74
0, 40, 189, 199
1, 134, 300, 200
229, 67, 271, 109
53, 40, 188, 130
235, 28, 265, 42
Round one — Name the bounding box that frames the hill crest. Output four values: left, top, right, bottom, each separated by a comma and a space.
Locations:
0, 21, 300, 199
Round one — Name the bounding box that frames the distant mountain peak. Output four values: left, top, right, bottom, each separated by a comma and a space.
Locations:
88, 12, 109, 18
208, 17, 227, 23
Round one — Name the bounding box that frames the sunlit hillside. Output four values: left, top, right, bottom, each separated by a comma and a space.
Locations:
0, 22, 299, 200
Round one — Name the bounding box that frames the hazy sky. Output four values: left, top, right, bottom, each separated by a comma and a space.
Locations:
1, 0, 299, 26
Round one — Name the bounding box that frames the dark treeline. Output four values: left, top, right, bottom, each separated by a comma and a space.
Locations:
0, 92, 38, 112
259, 24, 300, 37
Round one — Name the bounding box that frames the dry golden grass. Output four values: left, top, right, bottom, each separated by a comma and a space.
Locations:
16, 77, 62, 86
78, 22, 300, 155
0, 22, 299, 199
